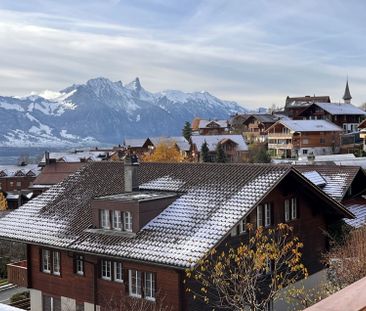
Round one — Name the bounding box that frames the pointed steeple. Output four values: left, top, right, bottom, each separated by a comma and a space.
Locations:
343, 79, 352, 104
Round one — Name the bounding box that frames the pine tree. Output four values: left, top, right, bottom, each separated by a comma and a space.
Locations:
200, 141, 210, 162
0, 192, 7, 211
216, 143, 227, 163
182, 121, 192, 141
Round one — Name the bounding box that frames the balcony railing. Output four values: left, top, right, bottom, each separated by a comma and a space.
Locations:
7, 260, 28, 287
268, 143, 293, 149
267, 133, 293, 139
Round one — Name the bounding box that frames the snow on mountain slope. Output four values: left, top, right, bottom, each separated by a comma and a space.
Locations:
0, 77, 248, 147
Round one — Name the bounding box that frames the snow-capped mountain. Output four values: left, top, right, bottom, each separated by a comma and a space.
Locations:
0, 77, 248, 147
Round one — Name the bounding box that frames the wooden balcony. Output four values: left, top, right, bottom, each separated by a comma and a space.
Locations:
267, 133, 293, 139
268, 143, 293, 150
7, 260, 28, 287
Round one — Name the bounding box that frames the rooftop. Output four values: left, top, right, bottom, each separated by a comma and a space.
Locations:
301, 102, 366, 116
96, 191, 177, 202
191, 134, 248, 151
269, 119, 343, 132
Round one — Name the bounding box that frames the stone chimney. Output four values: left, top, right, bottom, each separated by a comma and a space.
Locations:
124, 155, 139, 192
44, 151, 50, 165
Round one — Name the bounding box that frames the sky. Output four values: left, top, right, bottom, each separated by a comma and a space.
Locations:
1, 0, 366, 109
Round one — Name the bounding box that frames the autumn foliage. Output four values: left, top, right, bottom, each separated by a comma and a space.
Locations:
0, 192, 7, 211
185, 223, 307, 311
142, 141, 184, 163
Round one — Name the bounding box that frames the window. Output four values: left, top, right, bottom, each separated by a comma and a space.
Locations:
112, 210, 122, 230
320, 138, 325, 144
16, 181, 21, 188
239, 217, 247, 234
257, 205, 263, 227
291, 198, 297, 220
42, 249, 51, 273
101, 260, 112, 280
264, 203, 271, 227
284, 200, 290, 222
302, 138, 309, 145
9, 181, 14, 187
76, 255, 84, 276
302, 149, 308, 155
129, 269, 142, 298
144, 272, 156, 301
114, 262, 123, 283
100, 210, 110, 229
52, 251, 60, 276
124, 211, 132, 232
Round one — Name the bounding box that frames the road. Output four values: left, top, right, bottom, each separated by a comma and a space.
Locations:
0, 285, 28, 305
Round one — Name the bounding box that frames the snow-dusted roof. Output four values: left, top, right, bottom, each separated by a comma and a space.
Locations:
198, 119, 228, 129
0, 165, 40, 177
309, 102, 366, 116
272, 120, 343, 132
124, 138, 150, 148
149, 136, 190, 151
0, 162, 351, 268
344, 198, 366, 228
296, 165, 363, 201
191, 135, 248, 152
40, 151, 107, 163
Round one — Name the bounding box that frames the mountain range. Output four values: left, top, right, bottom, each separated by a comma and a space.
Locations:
0, 77, 248, 147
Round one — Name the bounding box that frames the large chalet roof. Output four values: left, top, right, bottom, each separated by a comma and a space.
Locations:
267, 120, 343, 133
300, 102, 366, 116
343, 198, 366, 228
198, 119, 227, 129
295, 165, 364, 201
243, 114, 279, 124
191, 134, 248, 152
0, 162, 352, 269
359, 119, 366, 129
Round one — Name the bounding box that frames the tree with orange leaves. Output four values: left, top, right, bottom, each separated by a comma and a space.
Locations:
142, 140, 184, 163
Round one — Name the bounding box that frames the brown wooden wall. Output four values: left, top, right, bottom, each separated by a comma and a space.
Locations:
0, 176, 35, 192
28, 245, 182, 310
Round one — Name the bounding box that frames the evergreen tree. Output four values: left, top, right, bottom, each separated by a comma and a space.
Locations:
216, 143, 227, 163
200, 140, 210, 162
182, 121, 192, 141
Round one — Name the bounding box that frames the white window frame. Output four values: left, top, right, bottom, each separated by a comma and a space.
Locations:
257, 205, 263, 227
76, 255, 84, 276
124, 211, 132, 232
100, 209, 110, 229
239, 217, 247, 234
101, 260, 112, 280
264, 203, 271, 227
112, 210, 122, 230
114, 262, 123, 283
52, 251, 60, 276
291, 198, 297, 220
144, 272, 156, 301
284, 199, 290, 222
42, 249, 51, 273
129, 269, 142, 298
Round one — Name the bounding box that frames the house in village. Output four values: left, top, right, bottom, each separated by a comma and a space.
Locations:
191, 119, 228, 135
239, 114, 280, 142
266, 120, 343, 158
359, 119, 366, 153
190, 134, 248, 162
1, 161, 358, 311
284, 95, 331, 118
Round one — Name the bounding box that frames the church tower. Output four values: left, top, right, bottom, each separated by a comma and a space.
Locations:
343, 79, 352, 104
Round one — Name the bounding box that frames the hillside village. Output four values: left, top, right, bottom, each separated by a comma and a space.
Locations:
0, 82, 366, 311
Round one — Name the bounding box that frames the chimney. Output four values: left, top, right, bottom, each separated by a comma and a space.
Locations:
45, 151, 50, 165
124, 154, 139, 192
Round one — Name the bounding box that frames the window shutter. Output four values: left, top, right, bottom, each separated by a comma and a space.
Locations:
39, 248, 43, 272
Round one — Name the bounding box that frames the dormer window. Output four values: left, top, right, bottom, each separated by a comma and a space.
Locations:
100, 209, 110, 229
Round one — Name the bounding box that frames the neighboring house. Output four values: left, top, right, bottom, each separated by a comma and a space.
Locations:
240, 114, 280, 142
192, 119, 228, 135
228, 113, 251, 132
266, 120, 343, 158
295, 165, 366, 228
39, 150, 109, 165
0, 190, 33, 209
190, 134, 248, 162
1, 162, 354, 311
284, 95, 331, 118
0, 165, 39, 192
149, 137, 190, 158
297, 102, 366, 133
359, 119, 366, 152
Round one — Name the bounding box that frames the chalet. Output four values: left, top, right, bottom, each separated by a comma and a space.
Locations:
149, 137, 190, 158
284, 95, 331, 118
39, 150, 111, 165
190, 134, 248, 162
0, 165, 39, 192
240, 114, 280, 142
123, 138, 154, 156
297, 102, 366, 133
359, 119, 366, 152
0, 161, 356, 311
266, 120, 343, 158
192, 119, 228, 135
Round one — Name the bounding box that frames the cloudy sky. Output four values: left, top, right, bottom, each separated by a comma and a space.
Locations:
0, 0, 366, 108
